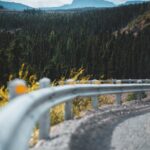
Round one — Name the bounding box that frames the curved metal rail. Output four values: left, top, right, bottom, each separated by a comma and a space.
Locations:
0, 83, 150, 150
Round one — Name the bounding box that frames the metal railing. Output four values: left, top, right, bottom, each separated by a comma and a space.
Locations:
0, 78, 150, 150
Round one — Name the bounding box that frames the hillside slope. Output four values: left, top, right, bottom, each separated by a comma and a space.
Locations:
121, 10, 150, 35
108, 10, 150, 78
0, 1, 31, 10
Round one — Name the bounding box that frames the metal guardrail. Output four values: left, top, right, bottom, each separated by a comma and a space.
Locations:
63, 79, 150, 84
0, 78, 150, 150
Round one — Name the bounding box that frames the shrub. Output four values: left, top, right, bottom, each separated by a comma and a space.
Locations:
126, 92, 147, 101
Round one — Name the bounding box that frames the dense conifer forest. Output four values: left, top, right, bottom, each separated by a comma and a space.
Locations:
0, 2, 150, 84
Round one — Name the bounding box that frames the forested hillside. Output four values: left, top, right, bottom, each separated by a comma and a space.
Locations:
0, 3, 150, 85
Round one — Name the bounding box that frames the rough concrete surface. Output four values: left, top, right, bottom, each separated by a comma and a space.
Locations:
31, 99, 150, 150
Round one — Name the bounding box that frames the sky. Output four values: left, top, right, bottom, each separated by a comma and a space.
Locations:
1, 0, 150, 8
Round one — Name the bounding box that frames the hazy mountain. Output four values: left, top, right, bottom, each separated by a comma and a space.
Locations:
0, 5, 4, 9
125, 0, 146, 5
0, 1, 31, 11
41, 0, 115, 10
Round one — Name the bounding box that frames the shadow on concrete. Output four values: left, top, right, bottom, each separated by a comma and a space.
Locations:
69, 105, 150, 150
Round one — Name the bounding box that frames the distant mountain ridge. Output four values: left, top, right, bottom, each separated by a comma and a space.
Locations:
0, 1, 31, 11
125, 0, 147, 5
61, 0, 115, 9
0, 0, 149, 11
40, 0, 115, 10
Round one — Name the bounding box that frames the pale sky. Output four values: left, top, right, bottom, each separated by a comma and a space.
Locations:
2, 0, 149, 8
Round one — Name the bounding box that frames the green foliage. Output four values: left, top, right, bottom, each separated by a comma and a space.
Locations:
126, 93, 137, 101
126, 92, 147, 101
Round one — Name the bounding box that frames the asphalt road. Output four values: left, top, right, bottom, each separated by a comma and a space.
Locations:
32, 100, 150, 150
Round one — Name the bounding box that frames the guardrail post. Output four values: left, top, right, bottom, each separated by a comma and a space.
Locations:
92, 96, 99, 109
8, 79, 27, 101
115, 93, 122, 105
145, 79, 150, 83
115, 80, 122, 105
129, 79, 132, 84
137, 80, 142, 101
137, 80, 142, 84
65, 101, 73, 120
116, 80, 122, 84
64, 79, 73, 120
112, 79, 116, 84
39, 78, 51, 140
91, 80, 99, 109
